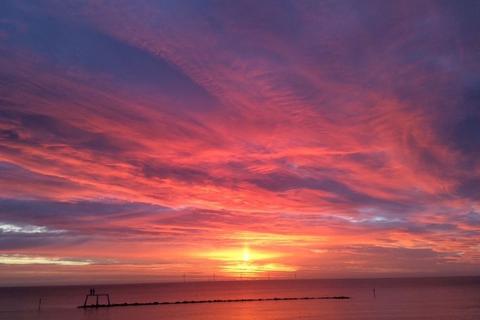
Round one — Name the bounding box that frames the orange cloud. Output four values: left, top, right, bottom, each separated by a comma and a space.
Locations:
0, 0, 479, 285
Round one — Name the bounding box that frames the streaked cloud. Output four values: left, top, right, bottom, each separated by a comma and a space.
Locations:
0, 223, 64, 234
0, 0, 479, 284
0, 254, 91, 266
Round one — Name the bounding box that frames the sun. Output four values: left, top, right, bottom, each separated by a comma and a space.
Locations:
197, 245, 295, 278
242, 246, 251, 262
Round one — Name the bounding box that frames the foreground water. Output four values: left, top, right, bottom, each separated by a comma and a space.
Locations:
1, 277, 479, 320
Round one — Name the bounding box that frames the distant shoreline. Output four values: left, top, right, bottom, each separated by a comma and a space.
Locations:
2, 275, 480, 289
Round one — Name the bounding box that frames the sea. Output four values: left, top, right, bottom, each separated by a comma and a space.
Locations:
0, 277, 479, 320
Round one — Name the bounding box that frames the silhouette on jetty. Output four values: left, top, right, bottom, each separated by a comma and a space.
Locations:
78, 295, 350, 309
83, 288, 111, 307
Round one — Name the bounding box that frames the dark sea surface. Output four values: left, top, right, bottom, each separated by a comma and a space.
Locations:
1, 277, 479, 320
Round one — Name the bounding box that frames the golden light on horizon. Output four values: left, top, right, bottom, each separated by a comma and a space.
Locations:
196, 245, 296, 277
199, 246, 280, 262
242, 245, 250, 262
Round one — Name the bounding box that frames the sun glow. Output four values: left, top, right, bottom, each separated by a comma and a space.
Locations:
200, 246, 280, 262
197, 245, 295, 277
242, 245, 250, 262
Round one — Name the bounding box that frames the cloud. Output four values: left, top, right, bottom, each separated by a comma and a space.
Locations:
0, 254, 92, 266
0, 0, 479, 282
458, 211, 480, 227
0, 222, 63, 234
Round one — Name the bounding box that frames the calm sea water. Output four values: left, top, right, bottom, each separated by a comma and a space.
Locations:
0, 277, 479, 320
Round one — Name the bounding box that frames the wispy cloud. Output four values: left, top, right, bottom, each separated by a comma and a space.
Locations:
0, 0, 479, 283
0, 254, 92, 266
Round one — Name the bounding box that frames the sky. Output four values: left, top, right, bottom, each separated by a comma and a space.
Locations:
0, 0, 480, 285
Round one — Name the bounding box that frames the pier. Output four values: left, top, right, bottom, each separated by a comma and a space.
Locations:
78, 295, 350, 309
83, 289, 111, 307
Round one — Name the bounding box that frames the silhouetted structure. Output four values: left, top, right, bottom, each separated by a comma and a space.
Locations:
83, 288, 111, 307
78, 295, 350, 309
